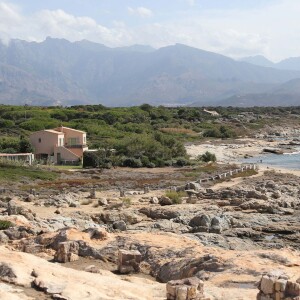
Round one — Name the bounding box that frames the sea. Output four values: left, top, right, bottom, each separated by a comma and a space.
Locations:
243, 147, 300, 170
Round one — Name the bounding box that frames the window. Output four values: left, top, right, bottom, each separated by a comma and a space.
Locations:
59, 138, 64, 146
83, 136, 86, 144
38, 138, 41, 143
68, 138, 79, 146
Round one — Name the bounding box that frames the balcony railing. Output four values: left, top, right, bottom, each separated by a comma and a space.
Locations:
65, 144, 87, 149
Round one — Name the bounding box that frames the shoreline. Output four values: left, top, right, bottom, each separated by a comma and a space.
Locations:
185, 138, 300, 176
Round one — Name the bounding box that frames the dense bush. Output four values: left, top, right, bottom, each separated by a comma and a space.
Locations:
0, 104, 293, 168
197, 151, 217, 163
203, 125, 237, 138
0, 137, 33, 154
122, 157, 143, 168
83, 150, 112, 168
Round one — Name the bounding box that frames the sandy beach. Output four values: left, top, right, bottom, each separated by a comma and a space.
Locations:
186, 138, 296, 161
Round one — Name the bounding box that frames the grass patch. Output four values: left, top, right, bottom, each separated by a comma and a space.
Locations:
0, 220, 14, 230
0, 162, 58, 182
51, 165, 83, 170
165, 191, 187, 204
181, 163, 219, 179
231, 169, 258, 179
122, 198, 132, 207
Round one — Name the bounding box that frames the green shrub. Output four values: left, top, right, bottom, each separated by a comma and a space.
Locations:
83, 151, 99, 168
197, 151, 216, 163
165, 191, 186, 204
0, 220, 14, 230
203, 126, 237, 139
122, 157, 143, 168
175, 157, 190, 167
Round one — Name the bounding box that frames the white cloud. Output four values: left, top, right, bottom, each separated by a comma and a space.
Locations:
0, 2, 23, 44
128, 6, 153, 18
1, 0, 300, 60
186, 0, 195, 6
0, 3, 132, 47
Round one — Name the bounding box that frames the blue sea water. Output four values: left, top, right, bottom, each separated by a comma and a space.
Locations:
243, 149, 300, 170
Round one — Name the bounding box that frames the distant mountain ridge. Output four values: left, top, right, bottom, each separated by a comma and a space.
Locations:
240, 55, 300, 72
1, 37, 300, 106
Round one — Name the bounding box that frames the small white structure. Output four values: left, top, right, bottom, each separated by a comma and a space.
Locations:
0, 153, 34, 165
203, 109, 219, 116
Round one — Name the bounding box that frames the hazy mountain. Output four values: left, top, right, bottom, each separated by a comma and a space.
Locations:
219, 78, 300, 107
239, 55, 275, 68
276, 57, 300, 71
1, 38, 300, 106
240, 55, 300, 72
220, 93, 300, 107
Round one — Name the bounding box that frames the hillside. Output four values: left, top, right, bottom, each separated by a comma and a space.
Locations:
219, 78, 300, 107
1, 38, 300, 106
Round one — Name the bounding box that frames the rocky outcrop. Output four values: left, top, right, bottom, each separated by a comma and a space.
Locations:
54, 241, 79, 263
0, 263, 17, 283
257, 271, 300, 300
118, 249, 142, 274
139, 207, 180, 220
157, 254, 227, 283
166, 277, 209, 300
189, 214, 232, 234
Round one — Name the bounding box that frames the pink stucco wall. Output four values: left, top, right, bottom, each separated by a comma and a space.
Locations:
55, 127, 86, 146
30, 126, 88, 164
30, 131, 64, 156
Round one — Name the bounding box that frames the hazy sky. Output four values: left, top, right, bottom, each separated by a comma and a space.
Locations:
0, 0, 299, 61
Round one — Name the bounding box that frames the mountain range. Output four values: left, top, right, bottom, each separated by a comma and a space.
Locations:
0, 37, 300, 107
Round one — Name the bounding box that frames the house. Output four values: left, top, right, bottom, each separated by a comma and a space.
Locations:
29, 126, 88, 164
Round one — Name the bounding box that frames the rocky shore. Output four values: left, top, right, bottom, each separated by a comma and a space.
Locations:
0, 166, 299, 299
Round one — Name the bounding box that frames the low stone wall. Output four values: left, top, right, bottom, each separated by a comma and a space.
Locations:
198, 164, 258, 184
257, 271, 300, 300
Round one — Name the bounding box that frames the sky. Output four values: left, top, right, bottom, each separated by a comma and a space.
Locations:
0, 0, 299, 61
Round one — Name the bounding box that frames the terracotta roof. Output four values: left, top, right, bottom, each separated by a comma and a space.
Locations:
44, 129, 64, 134
54, 126, 86, 134
30, 129, 64, 135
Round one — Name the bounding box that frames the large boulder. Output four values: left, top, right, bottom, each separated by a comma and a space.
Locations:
189, 214, 211, 232
257, 270, 300, 300
113, 220, 127, 231
185, 182, 202, 192
166, 277, 208, 300
54, 241, 79, 263
159, 196, 173, 206
139, 208, 180, 220
118, 249, 142, 274
209, 216, 231, 234
157, 255, 226, 283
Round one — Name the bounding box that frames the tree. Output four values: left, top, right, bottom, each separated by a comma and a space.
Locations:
19, 137, 34, 153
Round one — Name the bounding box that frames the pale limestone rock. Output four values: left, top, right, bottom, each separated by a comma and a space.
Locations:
118, 249, 141, 274
260, 275, 275, 294
54, 241, 79, 263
